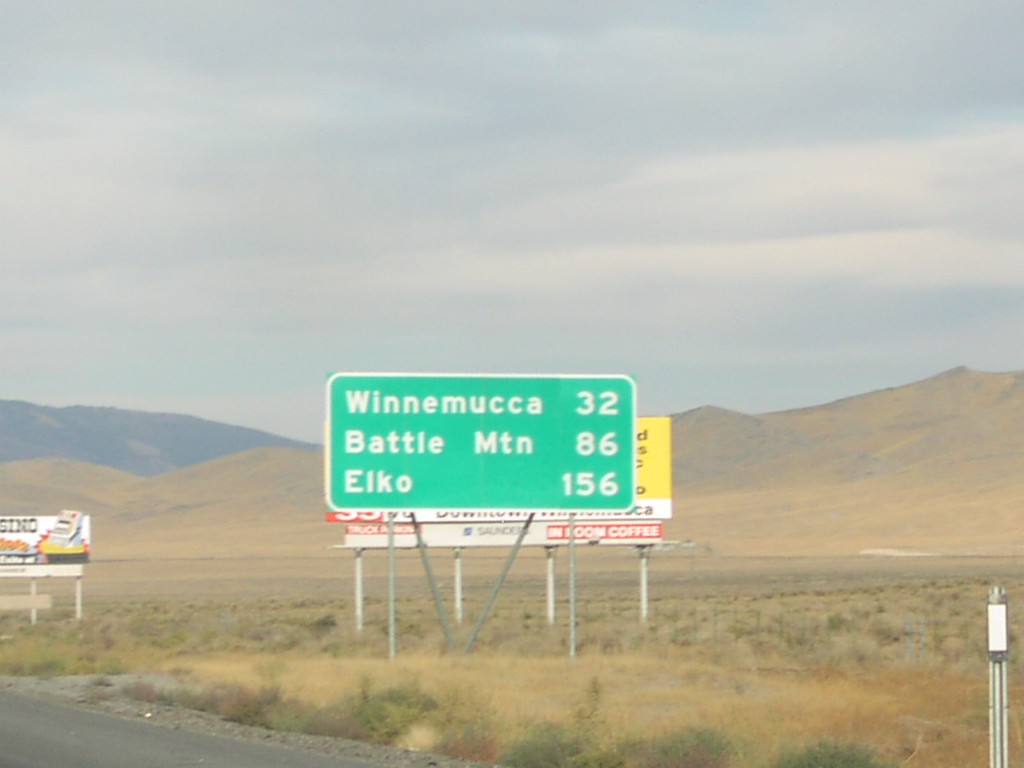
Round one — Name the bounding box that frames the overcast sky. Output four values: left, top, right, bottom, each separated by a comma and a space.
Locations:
4, 2, 1024, 443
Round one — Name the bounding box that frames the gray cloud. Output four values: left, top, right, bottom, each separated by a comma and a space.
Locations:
3, 2, 1024, 440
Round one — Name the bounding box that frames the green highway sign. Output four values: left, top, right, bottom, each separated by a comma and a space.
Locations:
325, 373, 636, 520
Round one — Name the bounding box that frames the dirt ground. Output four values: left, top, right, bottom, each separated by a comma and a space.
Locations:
4, 550, 1020, 768
6, 550, 1024, 607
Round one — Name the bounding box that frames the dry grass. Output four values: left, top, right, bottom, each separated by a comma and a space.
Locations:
4, 555, 1017, 768
162, 647, 994, 766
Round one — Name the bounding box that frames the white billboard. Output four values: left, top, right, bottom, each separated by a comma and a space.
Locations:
342, 520, 664, 549
0, 511, 91, 566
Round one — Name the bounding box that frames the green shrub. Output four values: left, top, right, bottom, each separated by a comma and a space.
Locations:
174, 683, 285, 729
569, 749, 627, 768
215, 684, 284, 727
308, 614, 337, 637
769, 740, 895, 768
291, 701, 371, 740
435, 720, 501, 763
430, 685, 501, 762
501, 722, 584, 768
627, 728, 732, 768
26, 655, 69, 678
352, 683, 439, 744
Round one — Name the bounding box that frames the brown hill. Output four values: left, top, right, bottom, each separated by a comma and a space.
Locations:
2, 367, 1024, 564
0, 400, 316, 475
0, 459, 136, 515
108, 447, 325, 559
670, 366, 1024, 555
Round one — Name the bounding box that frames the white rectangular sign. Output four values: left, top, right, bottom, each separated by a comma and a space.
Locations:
0, 564, 85, 578
342, 520, 664, 549
989, 603, 1009, 653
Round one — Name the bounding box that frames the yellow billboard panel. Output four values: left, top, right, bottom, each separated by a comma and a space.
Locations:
636, 417, 672, 501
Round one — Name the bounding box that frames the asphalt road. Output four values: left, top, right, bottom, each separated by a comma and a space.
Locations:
0, 689, 370, 768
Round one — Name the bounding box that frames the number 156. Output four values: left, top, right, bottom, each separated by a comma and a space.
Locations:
562, 472, 619, 496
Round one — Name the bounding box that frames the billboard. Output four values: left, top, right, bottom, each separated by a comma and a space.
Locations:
343, 520, 665, 548
0, 511, 91, 566
633, 416, 672, 519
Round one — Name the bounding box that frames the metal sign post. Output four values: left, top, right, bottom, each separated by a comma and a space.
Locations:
387, 512, 397, 660
989, 586, 1009, 768
410, 514, 456, 653
354, 549, 365, 632
568, 511, 577, 659
639, 546, 651, 625
75, 575, 83, 620
545, 547, 557, 625
453, 548, 463, 625
463, 514, 536, 654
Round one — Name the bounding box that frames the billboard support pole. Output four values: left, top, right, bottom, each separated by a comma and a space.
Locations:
569, 512, 577, 659
639, 545, 651, 625
75, 576, 83, 621
464, 514, 535, 654
545, 547, 557, 625
354, 549, 365, 632
453, 548, 464, 625
387, 512, 397, 660
989, 586, 1009, 768
411, 514, 456, 653
30, 579, 38, 626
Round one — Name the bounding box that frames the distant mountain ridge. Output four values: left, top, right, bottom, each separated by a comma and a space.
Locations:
4, 367, 1024, 557
671, 365, 1024, 487
670, 366, 1024, 555
0, 400, 318, 476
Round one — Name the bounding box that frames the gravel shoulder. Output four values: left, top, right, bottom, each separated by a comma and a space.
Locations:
0, 674, 493, 768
